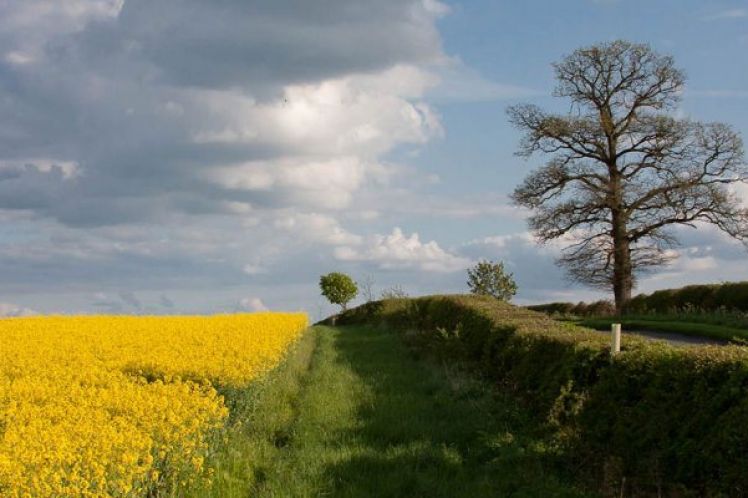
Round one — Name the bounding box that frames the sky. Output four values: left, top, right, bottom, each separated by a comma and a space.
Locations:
0, 0, 747, 319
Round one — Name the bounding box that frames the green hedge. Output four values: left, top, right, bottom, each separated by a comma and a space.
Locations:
527, 300, 615, 317
331, 295, 748, 496
628, 282, 748, 313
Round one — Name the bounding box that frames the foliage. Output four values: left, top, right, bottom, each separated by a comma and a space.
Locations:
0, 313, 307, 497
333, 294, 748, 495
466, 260, 517, 301
528, 300, 615, 318
627, 281, 748, 314
319, 272, 358, 311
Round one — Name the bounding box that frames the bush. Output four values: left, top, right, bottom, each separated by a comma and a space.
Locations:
466, 260, 517, 301
627, 281, 748, 314
527, 300, 614, 317
334, 294, 748, 495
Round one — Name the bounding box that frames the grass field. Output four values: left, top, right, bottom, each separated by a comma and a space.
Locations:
196, 325, 592, 497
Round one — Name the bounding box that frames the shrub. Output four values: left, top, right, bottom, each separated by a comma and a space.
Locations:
527, 300, 614, 317
627, 281, 748, 314
466, 260, 517, 301
335, 294, 748, 495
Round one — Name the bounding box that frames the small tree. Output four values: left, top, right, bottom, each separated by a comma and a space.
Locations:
467, 260, 517, 301
360, 275, 375, 303
319, 272, 358, 312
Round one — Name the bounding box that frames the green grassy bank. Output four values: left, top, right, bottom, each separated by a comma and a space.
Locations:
331, 295, 748, 496
191, 325, 590, 497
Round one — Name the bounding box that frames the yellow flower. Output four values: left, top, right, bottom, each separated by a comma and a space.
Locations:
0, 312, 307, 497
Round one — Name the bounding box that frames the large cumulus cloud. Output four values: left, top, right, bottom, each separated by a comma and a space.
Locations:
0, 0, 461, 313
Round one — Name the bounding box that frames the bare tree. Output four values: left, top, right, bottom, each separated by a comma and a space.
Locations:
380, 285, 408, 299
360, 275, 375, 303
508, 40, 747, 313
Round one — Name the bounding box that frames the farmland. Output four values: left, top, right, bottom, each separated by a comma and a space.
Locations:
0, 313, 307, 497
2, 296, 748, 497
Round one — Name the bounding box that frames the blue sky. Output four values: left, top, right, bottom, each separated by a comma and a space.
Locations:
0, 0, 746, 318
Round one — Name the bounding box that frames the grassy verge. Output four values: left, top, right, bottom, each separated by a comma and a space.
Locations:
578, 317, 748, 343
186, 326, 318, 497
620, 311, 748, 330
192, 324, 592, 497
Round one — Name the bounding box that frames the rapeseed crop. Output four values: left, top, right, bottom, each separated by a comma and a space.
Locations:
0, 312, 307, 497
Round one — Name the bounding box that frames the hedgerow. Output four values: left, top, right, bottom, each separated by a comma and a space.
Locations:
331, 295, 748, 496
527, 300, 615, 317
628, 281, 748, 313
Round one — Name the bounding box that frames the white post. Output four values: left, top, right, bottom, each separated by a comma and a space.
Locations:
611, 323, 621, 354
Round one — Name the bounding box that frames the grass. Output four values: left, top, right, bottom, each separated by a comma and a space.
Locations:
579, 316, 748, 343
192, 325, 593, 497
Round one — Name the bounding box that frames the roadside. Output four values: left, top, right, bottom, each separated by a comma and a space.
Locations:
578, 318, 744, 346
604, 327, 727, 347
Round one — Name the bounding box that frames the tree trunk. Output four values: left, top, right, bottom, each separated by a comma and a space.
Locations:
610, 165, 633, 316
611, 212, 633, 316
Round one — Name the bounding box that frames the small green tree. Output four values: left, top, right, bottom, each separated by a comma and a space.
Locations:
467, 260, 517, 301
320, 272, 358, 312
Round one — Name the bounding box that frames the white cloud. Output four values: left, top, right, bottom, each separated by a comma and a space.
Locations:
193, 66, 443, 158
421, 0, 451, 17
335, 227, 470, 272
206, 157, 374, 210
239, 297, 268, 312
0, 302, 38, 317
4, 51, 35, 65
732, 182, 748, 208
274, 213, 362, 245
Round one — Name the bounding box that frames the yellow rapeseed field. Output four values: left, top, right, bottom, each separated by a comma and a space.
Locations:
0, 312, 307, 497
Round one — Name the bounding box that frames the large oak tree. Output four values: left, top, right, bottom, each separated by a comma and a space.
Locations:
508, 40, 747, 313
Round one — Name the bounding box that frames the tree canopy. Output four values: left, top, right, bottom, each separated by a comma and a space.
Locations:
508, 40, 747, 312
320, 272, 358, 312
467, 260, 518, 302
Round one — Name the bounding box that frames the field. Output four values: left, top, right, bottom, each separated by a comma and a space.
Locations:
0, 313, 307, 497
4, 296, 748, 497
